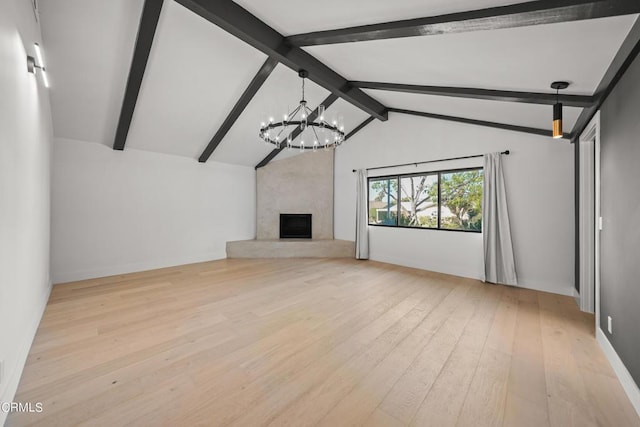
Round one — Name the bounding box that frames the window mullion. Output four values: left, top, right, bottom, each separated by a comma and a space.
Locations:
395, 176, 400, 226
437, 172, 442, 230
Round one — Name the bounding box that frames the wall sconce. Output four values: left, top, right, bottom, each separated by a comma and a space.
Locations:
550, 81, 569, 139
27, 43, 49, 88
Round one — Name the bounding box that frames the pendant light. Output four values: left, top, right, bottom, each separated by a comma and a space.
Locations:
550, 81, 569, 139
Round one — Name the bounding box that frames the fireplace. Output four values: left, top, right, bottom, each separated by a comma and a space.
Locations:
280, 214, 312, 239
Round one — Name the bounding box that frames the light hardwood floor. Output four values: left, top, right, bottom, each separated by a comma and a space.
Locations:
8, 258, 640, 427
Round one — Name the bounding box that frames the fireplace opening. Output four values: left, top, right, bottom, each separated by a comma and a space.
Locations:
280, 214, 312, 239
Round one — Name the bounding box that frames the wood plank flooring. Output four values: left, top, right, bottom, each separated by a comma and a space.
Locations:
8, 258, 640, 427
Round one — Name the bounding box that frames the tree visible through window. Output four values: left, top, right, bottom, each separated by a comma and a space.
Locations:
368, 178, 398, 226
367, 168, 484, 232
399, 175, 438, 228
440, 170, 483, 231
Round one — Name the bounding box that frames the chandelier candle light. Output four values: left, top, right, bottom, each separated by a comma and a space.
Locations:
259, 70, 345, 151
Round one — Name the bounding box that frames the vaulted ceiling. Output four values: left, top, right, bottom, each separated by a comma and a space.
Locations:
39, 0, 640, 168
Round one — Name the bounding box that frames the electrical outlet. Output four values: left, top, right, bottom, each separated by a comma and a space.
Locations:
608, 316, 613, 334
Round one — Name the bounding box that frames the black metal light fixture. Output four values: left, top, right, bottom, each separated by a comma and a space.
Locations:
551, 81, 569, 139
27, 43, 49, 88
259, 70, 345, 151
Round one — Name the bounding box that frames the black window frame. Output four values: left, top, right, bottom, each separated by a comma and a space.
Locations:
367, 166, 484, 234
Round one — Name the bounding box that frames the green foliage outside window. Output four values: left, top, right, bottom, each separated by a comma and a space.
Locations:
367, 168, 483, 232
439, 170, 483, 231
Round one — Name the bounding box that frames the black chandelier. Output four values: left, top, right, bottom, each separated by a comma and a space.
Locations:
259, 70, 345, 151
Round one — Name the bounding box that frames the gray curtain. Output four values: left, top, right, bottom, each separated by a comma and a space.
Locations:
483, 153, 517, 285
355, 169, 369, 260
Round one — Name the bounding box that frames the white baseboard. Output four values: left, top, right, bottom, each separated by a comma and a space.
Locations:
369, 255, 574, 297
51, 251, 227, 284
0, 282, 51, 427
369, 254, 482, 282
596, 327, 640, 418
516, 279, 575, 297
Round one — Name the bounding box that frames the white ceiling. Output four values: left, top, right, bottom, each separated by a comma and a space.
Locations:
324, 98, 372, 137
306, 16, 638, 95
125, 0, 266, 158
233, 0, 523, 36
39, 0, 145, 146
39, 1, 638, 167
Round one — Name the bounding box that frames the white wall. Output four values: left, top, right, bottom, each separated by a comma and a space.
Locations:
335, 113, 575, 296
51, 138, 256, 283
0, 0, 53, 422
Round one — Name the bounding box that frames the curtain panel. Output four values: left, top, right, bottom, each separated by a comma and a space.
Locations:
483, 153, 517, 285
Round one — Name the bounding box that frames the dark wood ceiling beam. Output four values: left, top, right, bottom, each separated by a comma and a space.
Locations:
288, 0, 640, 46
389, 108, 570, 139
351, 81, 595, 108
113, 0, 164, 151
255, 94, 339, 169
174, 0, 388, 121
345, 117, 375, 141
198, 58, 278, 163
570, 16, 640, 140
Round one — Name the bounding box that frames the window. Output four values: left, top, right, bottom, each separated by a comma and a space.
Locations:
399, 174, 438, 228
367, 168, 484, 232
368, 177, 398, 226
440, 170, 483, 231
